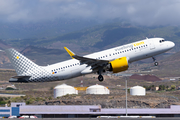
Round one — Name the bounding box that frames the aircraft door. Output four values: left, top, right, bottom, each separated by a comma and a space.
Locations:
149, 40, 155, 50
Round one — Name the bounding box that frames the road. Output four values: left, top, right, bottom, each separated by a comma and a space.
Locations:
4, 118, 180, 120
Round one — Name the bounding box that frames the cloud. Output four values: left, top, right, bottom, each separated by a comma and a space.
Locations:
0, 0, 180, 26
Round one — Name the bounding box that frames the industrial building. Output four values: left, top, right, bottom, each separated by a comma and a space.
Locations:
0, 103, 24, 118
130, 86, 146, 96
54, 84, 110, 98
1, 102, 180, 118
86, 84, 110, 94
54, 84, 78, 98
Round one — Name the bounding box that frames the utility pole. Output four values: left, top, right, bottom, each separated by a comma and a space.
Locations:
125, 78, 127, 116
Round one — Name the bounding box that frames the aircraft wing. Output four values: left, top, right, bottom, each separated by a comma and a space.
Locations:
64, 47, 110, 68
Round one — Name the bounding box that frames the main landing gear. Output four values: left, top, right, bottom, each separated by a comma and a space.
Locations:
152, 57, 158, 66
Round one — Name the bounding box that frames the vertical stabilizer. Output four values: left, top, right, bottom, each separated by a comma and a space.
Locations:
5, 48, 42, 76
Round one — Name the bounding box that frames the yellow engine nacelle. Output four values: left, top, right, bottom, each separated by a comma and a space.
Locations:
108, 57, 129, 73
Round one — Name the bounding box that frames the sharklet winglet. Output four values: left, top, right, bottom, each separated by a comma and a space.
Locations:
64, 47, 75, 59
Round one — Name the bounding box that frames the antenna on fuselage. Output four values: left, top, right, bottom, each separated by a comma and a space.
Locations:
146, 37, 148, 39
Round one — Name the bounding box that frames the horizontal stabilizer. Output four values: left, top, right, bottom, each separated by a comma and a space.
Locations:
12, 76, 31, 79
9, 76, 31, 83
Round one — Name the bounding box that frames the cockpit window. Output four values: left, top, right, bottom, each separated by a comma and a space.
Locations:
159, 40, 165, 43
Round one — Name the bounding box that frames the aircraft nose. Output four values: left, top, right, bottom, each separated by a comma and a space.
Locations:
169, 41, 175, 48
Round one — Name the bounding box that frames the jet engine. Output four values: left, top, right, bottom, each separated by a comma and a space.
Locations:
106, 57, 129, 73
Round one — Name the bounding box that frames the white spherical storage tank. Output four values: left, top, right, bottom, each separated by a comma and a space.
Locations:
86, 84, 110, 94
54, 83, 78, 98
130, 86, 146, 96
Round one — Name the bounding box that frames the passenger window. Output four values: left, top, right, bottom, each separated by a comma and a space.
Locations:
109, 54, 111, 56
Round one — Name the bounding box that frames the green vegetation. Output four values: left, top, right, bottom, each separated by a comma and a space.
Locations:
5, 88, 14, 90
159, 85, 166, 91
171, 85, 176, 90
144, 84, 178, 92
143, 85, 155, 91
0, 96, 46, 106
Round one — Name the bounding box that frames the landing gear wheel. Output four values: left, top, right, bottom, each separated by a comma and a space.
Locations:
154, 62, 158, 66
98, 75, 104, 82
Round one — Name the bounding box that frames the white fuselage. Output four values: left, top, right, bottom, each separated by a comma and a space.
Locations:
42, 38, 174, 80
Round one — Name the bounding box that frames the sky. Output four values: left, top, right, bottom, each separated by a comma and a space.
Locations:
0, 0, 180, 26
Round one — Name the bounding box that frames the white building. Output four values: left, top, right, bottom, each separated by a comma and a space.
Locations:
54, 84, 78, 98
86, 84, 110, 94
130, 86, 146, 96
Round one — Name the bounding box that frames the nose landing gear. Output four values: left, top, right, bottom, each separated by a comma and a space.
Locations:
154, 62, 158, 66
98, 74, 104, 82
152, 57, 158, 66
97, 70, 104, 82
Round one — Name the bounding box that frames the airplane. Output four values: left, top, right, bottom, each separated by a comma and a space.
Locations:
5, 37, 175, 83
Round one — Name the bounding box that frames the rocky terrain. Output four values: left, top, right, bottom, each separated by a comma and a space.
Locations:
130, 74, 162, 82
39, 93, 179, 108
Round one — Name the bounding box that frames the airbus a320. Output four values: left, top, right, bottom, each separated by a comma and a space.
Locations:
5, 37, 175, 82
